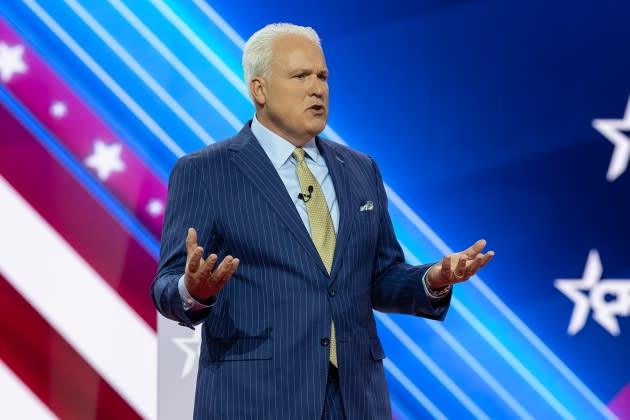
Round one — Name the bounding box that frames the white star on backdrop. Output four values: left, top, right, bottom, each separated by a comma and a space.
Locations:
554, 250, 602, 335
85, 140, 126, 181
554, 249, 630, 336
172, 327, 201, 379
592, 95, 630, 182
0, 42, 28, 82
146, 199, 164, 216
50, 101, 68, 119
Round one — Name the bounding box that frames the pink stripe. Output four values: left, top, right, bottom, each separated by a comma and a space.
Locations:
0, 18, 166, 240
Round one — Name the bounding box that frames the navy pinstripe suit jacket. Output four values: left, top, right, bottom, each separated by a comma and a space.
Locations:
152, 123, 451, 419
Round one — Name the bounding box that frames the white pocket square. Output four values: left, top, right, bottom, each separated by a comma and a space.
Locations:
359, 201, 374, 211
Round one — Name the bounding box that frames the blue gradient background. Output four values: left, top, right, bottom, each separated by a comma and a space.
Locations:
1, 0, 629, 418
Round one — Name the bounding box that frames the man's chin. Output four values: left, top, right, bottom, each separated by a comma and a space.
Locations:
307, 120, 327, 137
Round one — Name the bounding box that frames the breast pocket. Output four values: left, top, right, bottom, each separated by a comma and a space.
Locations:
353, 199, 379, 242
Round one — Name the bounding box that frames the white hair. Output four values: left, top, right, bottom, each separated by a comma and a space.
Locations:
242, 23, 321, 99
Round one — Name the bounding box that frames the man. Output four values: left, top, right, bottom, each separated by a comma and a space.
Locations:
152, 23, 493, 419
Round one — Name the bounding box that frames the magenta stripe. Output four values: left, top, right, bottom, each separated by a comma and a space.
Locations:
0, 18, 166, 240
609, 382, 630, 419
0, 101, 157, 330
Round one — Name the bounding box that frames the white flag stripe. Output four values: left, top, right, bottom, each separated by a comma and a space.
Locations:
0, 176, 156, 420
0, 358, 57, 420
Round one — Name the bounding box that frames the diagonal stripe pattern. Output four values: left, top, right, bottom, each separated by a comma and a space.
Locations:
293, 147, 337, 367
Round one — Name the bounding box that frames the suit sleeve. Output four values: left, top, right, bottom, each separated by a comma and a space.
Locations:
369, 158, 451, 320
151, 155, 217, 328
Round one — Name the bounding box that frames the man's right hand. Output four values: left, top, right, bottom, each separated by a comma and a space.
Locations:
184, 227, 239, 302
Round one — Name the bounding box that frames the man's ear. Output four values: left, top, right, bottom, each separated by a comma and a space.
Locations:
250, 77, 266, 106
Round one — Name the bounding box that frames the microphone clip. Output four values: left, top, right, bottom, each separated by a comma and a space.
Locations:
298, 185, 313, 203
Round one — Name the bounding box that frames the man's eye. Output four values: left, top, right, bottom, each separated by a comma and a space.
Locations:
294, 73, 307, 79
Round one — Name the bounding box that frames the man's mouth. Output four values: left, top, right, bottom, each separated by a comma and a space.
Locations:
308, 104, 325, 112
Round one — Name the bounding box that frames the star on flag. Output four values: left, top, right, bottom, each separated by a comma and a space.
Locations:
50, 101, 68, 119
85, 140, 126, 181
0, 42, 28, 82
146, 199, 164, 216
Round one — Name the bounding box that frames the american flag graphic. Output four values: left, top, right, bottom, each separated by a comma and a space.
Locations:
1, 1, 628, 419
0, 11, 158, 418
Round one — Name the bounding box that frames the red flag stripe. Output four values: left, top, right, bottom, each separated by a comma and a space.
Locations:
0, 359, 55, 419
0, 273, 141, 420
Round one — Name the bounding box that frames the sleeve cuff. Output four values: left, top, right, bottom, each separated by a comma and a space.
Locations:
178, 275, 217, 311
421, 266, 452, 299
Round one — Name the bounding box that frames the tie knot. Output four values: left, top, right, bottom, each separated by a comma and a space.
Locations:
293, 147, 305, 163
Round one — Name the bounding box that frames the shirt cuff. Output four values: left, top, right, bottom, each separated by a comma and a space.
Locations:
422, 266, 452, 299
178, 275, 216, 311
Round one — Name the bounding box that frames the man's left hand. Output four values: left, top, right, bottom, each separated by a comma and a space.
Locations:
427, 239, 494, 289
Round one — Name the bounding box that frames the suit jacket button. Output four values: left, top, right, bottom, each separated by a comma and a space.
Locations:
328, 288, 336, 297
320, 338, 330, 347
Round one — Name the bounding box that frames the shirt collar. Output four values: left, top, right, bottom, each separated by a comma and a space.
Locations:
251, 114, 322, 169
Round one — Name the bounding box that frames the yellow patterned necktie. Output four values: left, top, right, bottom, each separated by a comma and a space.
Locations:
293, 147, 337, 367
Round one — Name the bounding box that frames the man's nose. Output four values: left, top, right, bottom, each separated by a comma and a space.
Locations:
308, 77, 325, 96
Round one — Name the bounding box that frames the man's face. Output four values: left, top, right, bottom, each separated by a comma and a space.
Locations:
254, 35, 329, 145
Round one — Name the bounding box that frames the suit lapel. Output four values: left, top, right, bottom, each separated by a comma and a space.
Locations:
229, 126, 328, 276
318, 139, 357, 284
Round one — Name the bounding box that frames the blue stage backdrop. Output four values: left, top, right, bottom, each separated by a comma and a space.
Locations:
0, 1, 628, 419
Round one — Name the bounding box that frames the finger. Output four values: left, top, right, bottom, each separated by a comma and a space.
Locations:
453, 257, 467, 280
468, 250, 495, 277
231, 258, 240, 273
478, 251, 495, 269
187, 246, 204, 273
198, 253, 218, 280
211, 255, 235, 285
464, 239, 486, 258
218, 258, 240, 288
186, 227, 198, 256
466, 254, 485, 277
440, 255, 452, 281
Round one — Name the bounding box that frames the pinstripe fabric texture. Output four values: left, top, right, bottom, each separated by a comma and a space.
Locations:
322, 381, 347, 420
294, 147, 338, 367
152, 122, 451, 419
